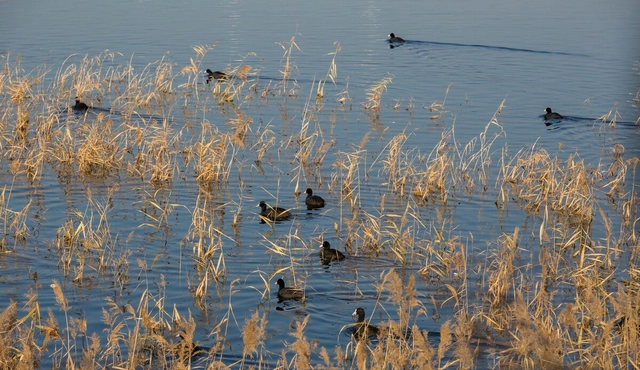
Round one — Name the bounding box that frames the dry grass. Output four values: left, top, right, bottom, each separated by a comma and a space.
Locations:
497, 147, 595, 229
0, 185, 31, 252
364, 74, 393, 111
426, 83, 452, 121
289, 86, 336, 193
188, 124, 234, 185
412, 129, 454, 201
276, 33, 301, 97
76, 115, 124, 175
595, 102, 621, 128
0, 42, 638, 370
380, 130, 415, 197
316, 42, 340, 99
241, 311, 267, 362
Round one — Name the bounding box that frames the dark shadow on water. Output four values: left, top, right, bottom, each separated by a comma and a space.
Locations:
169, 349, 279, 369
541, 115, 638, 129
341, 324, 441, 346
58, 105, 170, 123
201, 74, 345, 87
392, 40, 590, 57
542, 115, 593, 129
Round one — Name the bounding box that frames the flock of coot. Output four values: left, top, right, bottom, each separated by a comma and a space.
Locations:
259, 188, 379, 339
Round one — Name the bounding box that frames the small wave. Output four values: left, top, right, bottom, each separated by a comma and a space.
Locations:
399, 40, 589, 57
542, 115, 638, 128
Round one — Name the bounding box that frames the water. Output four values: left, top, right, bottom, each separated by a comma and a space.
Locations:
1, 0, 639, 368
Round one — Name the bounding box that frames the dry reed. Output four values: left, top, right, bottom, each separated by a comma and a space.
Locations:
0, 42, 637, 370
364, 74, 393, 111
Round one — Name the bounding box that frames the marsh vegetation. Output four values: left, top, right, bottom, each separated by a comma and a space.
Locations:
0, 38, 638, 369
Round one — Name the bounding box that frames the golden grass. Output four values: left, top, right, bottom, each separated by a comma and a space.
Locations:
0, 186, 31, 251
241, 311, 267, 362
426, 83, 453, 122
316, 42, 340, 99
364, 74, 393, 111
189, 125, 234, 185
277, 33, 301, 97
497, 147, 596, 230
0, 42, 638, 369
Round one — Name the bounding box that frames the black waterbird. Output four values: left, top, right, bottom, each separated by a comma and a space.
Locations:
319, 241, 345, 264
275, 278, 304, 301
258, 201, 291, 221
544, 107, 563, 120
305, 188, 325, 209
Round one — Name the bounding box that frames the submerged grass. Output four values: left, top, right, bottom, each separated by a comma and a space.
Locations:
0, 39, 638, 369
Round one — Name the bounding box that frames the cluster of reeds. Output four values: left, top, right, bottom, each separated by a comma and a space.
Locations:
364, 74, 393, 111
2, 275, 235, 369
0, 185, 30, 251
316, 42, 340, 100
332, 269, 481, 370
367, 100, 506, 203
426, 83, 452, 122
0, 37, 638, 369
187, 189, 231, 307
54, 190, 118, 284
289, 89, 335, 194
276, 33, 301, 97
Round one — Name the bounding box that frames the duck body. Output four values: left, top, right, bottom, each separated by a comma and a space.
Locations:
319, 241, 345, 264
206, 69, 228, 83
388, 33, 405, 43
275, 278, 304, 301
174, 333, 210, 361
73, 97, 89, 111
258, 201, 291, 221
305, 188, 325, 209
544, 107, 563, 120
351, 307, 379, 339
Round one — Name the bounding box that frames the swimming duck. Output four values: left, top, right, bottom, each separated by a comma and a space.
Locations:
206, 69, 228, 83
73, 97, 89, 111
544, 107, 563, 120
305, 188, 325, 209
388, 33, 405, 43
258, 201, 291, 221
351, 307, 379, 339
174, 333, 209, 360
275, 278, 304, 301
319, 241, 345, 264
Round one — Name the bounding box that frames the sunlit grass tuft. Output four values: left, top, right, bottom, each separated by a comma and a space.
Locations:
364, 74, 393, 111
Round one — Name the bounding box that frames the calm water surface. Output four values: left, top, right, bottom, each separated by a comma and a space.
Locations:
1, 0, 639, 367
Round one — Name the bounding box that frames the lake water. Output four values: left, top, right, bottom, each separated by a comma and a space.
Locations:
1, 0, 639, 368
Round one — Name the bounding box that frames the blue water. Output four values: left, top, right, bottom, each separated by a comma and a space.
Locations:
0, 0, 639, 367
